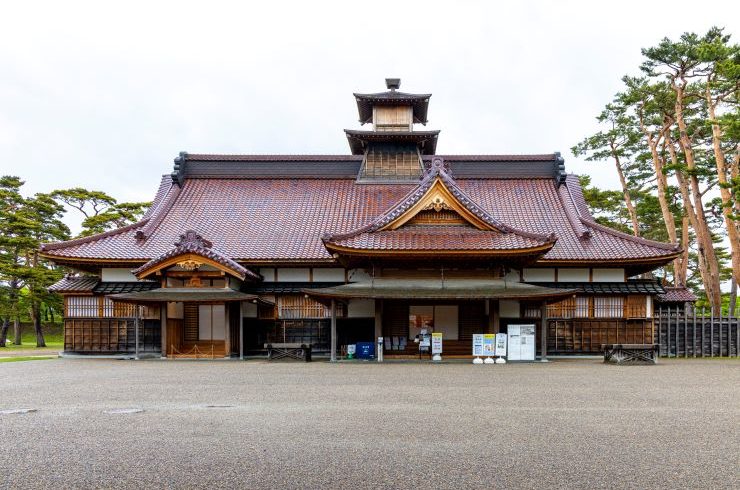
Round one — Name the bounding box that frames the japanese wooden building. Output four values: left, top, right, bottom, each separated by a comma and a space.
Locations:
44, 79, 681, 359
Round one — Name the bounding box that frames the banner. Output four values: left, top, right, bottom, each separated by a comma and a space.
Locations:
495, 333, 507, 356
472, 334, 484, 356
431, 332, 443, 354
482, 334, 496, 356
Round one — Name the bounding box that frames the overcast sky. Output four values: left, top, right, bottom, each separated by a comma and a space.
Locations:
1, 1, 738, 211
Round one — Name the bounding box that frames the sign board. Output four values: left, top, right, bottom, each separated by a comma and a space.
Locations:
347, 344, 356, 355
482, 334, 496, 356
431, 332, 443, 354
472, 334, 484, 356
507, 324, 536, 361
495, 333, 507, 357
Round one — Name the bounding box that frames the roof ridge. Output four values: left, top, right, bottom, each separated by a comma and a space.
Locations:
135, 181, 182, 241
558, 183, 592, 239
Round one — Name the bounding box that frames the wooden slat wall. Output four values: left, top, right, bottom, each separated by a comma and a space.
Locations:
63, 318, 161, 354
183, 304, 199, 341
656, 307, 739, 357
547, 319, 653, 354
382, 301, 409, 340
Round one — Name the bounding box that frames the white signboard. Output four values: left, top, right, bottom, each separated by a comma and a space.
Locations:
495, 333, 507, 357
432, 332, 443, 354
482, 334, 496, 357
472, 334, 484, 356
507, 324, 536, 361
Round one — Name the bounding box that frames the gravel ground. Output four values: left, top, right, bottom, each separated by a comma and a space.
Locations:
0, 358, 738, 489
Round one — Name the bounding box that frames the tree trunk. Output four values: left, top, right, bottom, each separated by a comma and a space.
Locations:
13, 316, 21, 345
33, 304, 46, 348
671, 83, 722, 311
669, 137, 720, 308
611, 148, 640, 236
677, 215, 690, 287
730, 277, 737, 317
706, 96, 740, 295
0, 318, 9, 347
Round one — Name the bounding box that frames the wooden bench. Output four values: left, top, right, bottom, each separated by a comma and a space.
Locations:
264, 343, 312, 362
602, 344, 658, 364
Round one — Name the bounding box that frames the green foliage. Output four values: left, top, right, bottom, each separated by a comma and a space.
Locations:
50, 187, 150, 237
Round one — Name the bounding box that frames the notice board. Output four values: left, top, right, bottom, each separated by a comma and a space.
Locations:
507, 324, 536, 361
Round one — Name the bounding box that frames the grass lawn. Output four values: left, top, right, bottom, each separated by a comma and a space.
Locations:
1, 325, 63, 351
0, 356, 56, 363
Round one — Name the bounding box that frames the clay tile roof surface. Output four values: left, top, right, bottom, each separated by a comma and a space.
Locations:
656, 287, 698, 303
40, 155, 680, 268
48, 275, 99, 293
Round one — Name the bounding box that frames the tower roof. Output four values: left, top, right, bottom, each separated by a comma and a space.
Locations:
353, 79, 431, 124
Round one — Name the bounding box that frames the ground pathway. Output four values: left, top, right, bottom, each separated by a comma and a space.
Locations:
1, 358, 738, 489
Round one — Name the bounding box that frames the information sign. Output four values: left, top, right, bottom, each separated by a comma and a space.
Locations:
482, 334, 496, 356
431, 332, 443, 354
495, 333, 507, 357
472, 334, 484, 356
507, 324, 535, 361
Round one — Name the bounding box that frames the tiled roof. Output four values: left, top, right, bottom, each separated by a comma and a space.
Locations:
243, 282, 344, 294
656, 287, 698, 303
40, 156, 680, 268
92, 282, 160, 295
326, 226, 550, 252
527, 281, 665, 295
48, 275, 99, 293
323, 157, 555, 256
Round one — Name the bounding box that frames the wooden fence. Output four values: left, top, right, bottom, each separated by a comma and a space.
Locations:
655, 307, 739, 357
63, 317, 161, 354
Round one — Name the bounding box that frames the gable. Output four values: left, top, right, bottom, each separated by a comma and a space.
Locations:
380, 177, 497, 231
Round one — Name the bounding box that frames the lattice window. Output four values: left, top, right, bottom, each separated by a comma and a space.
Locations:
66, 296, 98, 317
277, 295, 344, 319
547, 296, 590, 319
594, 296, 625, 318
361, 146, 422, 180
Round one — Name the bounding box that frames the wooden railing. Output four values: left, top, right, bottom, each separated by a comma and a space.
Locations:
656, 307, 739, 357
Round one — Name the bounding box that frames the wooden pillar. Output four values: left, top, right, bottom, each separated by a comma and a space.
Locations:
330, 299, 337, 362
160, 302, 168, 358
239, 301, 244, 360
374, 299, 383, 339
540, 302, 548, 362
224, 302, 231, 358
134, 311, 140, 360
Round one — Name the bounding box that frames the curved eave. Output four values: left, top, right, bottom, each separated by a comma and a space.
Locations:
353, 92, 431, 125
345, 130, 439, 155
322, 240, 556, 259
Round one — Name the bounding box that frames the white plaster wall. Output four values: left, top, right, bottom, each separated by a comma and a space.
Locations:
646, 296, 653, 317
101, 268, 138, 282
276, 268, 310, 282
348, 268, 372, 281
348, 299, 374, 318
313, 268, 345, 282
522, 268, 556, 282
241, 302, 258, 318
259, 268, 275, 282
499, 300, 520, 318
558, 268, 589, 282
592, 268, 625, 282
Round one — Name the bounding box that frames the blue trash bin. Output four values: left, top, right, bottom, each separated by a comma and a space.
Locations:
356, 342, 375, 359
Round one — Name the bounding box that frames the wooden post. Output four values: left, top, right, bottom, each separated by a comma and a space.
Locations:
224, 302, 231, 359
540, 302, 548, 362
161, 302, 168, 358
330, 299, 337, 362
492, 300, 500, 334
374, 299, 383, 339
134, 312, 140, 360
239, 301, 244, 360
